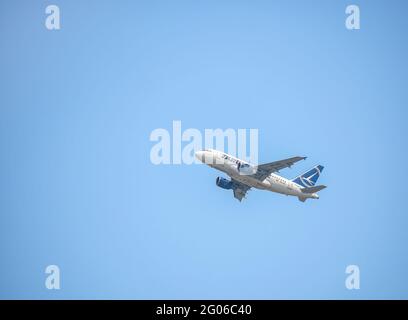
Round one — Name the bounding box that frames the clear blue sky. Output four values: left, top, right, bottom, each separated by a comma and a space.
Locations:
1, 0, 407, 299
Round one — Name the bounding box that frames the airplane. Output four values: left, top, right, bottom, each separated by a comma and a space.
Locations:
195, 149, 326, 202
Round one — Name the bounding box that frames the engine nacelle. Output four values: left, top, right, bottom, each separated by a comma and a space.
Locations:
216, 177, 233, 190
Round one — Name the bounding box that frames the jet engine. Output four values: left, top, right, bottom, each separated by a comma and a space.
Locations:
216, 177, 233, 190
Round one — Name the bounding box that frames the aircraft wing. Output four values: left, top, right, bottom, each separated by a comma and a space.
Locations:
251, 156, 307, 181
231, 179, 251, 202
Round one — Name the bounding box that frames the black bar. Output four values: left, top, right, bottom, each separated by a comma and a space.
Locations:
1, 300, 406, 318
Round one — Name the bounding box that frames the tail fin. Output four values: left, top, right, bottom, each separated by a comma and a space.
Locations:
292, 165, 324, 187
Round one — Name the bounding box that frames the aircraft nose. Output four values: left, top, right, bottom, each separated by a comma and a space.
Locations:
195, 150, 205, 162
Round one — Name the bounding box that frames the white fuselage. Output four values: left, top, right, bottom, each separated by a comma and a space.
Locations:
198, 149, 318, 200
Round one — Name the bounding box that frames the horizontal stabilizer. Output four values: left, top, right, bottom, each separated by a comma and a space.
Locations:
301, 185, 327, 194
